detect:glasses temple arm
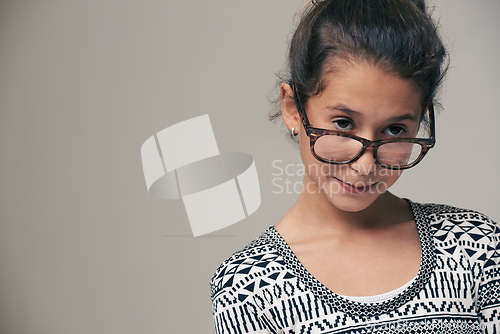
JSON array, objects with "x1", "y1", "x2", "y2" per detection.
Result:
[{"x1": 291, "y1": 83, "x2": 311, "y2": 131}]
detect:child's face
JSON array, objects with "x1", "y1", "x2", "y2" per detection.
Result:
[{"x1": 296, "y1": 60, "x2": 423, "y2": 212}]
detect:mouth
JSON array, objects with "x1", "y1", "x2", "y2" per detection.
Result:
[{"x1": 332, "y1": 177, "x2": 379, "y2": 194}]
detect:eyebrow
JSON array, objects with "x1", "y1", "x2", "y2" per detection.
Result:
[{"x1": 325, "y1": 105, "x2": 419, "y2": 122}]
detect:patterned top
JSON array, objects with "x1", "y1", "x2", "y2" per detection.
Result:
[{"x1": 210, "y1": 200, "x2": 500, "y2": 333}]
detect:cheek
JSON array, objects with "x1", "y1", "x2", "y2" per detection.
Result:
[
  {"x1": 300, "y1": 147, "x2": 335, "y2": 180},
  {"x1": 377, "y1": 168, "x2": 403, "y2": 185},
  {"x1": 299, "y1": 136, "x2": 318, "y2": 168}
]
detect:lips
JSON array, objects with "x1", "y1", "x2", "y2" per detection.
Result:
[{"x1": 332, "y1": 177, "x2": 378, "y2": 193}]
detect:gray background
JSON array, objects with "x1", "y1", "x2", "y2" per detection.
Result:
[{"x1": 0, "y1": 0, "x2": 498, "y2": 333}]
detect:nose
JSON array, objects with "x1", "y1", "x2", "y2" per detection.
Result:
[{"x1": 350, "y1": 147, "x2": 376, "y2": 175}]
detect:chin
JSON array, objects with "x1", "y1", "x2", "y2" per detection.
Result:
[{"x1": 332, "y1": 199, "x2": 376, "y2": 213}]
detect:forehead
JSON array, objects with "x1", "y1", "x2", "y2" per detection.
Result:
[{"x1": 308, "y1": 59, "x2": 423, "y2": 120}]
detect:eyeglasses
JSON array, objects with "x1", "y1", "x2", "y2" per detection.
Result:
[{"x1": 291, "y1": 83, "x2": 435, "y2": 170}]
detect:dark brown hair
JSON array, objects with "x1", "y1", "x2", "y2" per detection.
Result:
[{"x1": 269, "y1": 0, "x2": 448, "y2": 140}]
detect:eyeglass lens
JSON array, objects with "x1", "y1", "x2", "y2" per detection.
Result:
[{"x1": 313, "y1": 136, "x2": 423, "y2": 167}]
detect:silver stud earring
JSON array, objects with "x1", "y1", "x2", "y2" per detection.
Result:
[{"x1": 291, "y1": 127, "x2": 297, "y2": 137}]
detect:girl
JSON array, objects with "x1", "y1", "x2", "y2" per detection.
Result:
[{"x1": 210, "y1": 0, "x2": 500, "y2": 333}]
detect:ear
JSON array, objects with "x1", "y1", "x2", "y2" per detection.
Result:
[{"x1": 280, "y1": 83, "x2": 301, "y2": 135}]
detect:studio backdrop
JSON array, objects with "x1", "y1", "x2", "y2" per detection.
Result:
[{"x1": 0, "y1": 0, "x2": 498, "y2": 333}]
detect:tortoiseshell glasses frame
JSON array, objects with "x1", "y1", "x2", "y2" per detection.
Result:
[{"x1": 291, "y1": 83, "x2": 436, "y2": 170}]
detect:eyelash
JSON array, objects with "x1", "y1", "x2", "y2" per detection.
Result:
[
  {"x1": 385, "y1": 125, "x2": 407, "y2": 136},
  {"x1": 333, "y1": 119, "x2": 354, "y2": 131},
  {"x1": 332, "y1": 118, "x2": 407, "y2": 136}
]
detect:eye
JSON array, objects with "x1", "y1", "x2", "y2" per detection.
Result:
[
  {"x1": 333, "y1": 118, "x2": 354, "y2": 131},
  {"x1": 384, "y1": 125, "x2": 406, "y2": 136}
]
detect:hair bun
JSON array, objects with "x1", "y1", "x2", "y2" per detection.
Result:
[{"x1": 411, "y1": 0, "x2": 426, "y2": 12}]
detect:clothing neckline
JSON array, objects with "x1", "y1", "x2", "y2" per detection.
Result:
[
  {"x1": 337, "y1": 273, "x2": 417, "y2": 303},
  {"x1": 265, "y1": 198, "x2": 436, "y2": 316}
]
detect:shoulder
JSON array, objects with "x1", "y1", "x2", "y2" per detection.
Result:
[
  {"x1": 210, "y1": 227, "x2": 287, "y2": 302},
  {"x1": 413, "y1": 200, "x2": 499, "y2": 265},
  {"x1": 415, "y1": 201, "x2": 499, "y2": 237}
]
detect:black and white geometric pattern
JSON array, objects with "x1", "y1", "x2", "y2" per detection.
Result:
[{"x1": 210, "y1": 199, "x2": 500, "y2": 333}]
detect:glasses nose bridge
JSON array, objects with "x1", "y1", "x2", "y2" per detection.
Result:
[
  {"x1": 353, "y1": 137, "x2": 380, "y2": 163},
  {"x1": 359, "y1": 137, "x2": 378, "y2": 151}
]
